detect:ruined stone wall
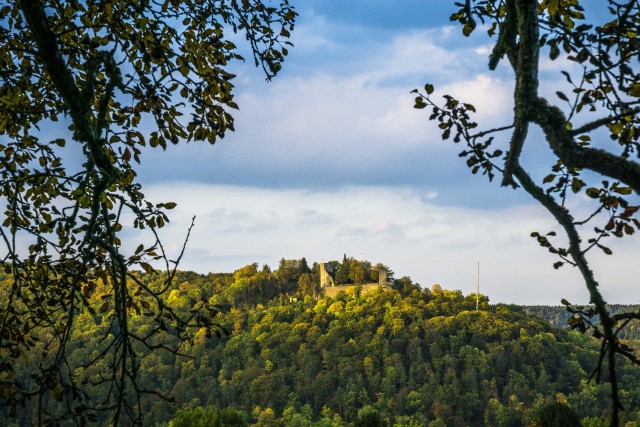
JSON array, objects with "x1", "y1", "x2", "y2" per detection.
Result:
[{"x1": 323, "y1": 283, "x2": 390, "y2": 299}]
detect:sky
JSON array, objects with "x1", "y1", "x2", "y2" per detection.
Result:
[{"x1": 129, "y1": 1, "x2": 639, "y2": 305}]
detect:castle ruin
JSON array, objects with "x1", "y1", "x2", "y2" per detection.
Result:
[{"x1": 319, "y1": 262, "x2": 391, "y2": 298}]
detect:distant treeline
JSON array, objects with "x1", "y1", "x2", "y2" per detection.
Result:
[{"x1": 523, "y1": 305, "x2": 640, "y2": 341}]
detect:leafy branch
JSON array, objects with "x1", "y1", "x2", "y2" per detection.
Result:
[{"x1": 415, "y1": 1, "x2": 639, "y2": 424}]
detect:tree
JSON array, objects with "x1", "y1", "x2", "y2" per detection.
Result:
[
  {"x1": 349, "y1": 259, "x2": 366, "y2": 286},
  {"x1": 534, "y1": 402, "x2": 581, "y2": 427},
  {"x1": 354, "y1": 405, "x2": 387, "y2": 427},
  {"x1": 298, "y1": 257, "x2": 311, "y2": 276},
  {"x1": 0, "y1": 1, "x2": 295, "y2": 425},
  {"x1": 168, "y1": 405, "x2": 247, "y2": 427},
  {"x1": 413, "y1": 1, "x2": 639, "y2": 424},
  {"x1": 298, "y1": 273, "x2": 318, "y2": 298},
  {"x1": 335, "y1": 254, "x2": 351, "y2": 285}
]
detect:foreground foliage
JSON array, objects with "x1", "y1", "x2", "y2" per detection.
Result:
[
  {"x1": 414, "y1": 1, "x2": 639, "y2": 423},
  {"x1": 0, "y1": 1, "x2": 295, "y2": 425},
  {"x1": 2, "y1": 260, "x2": 639, "y2": 426}
]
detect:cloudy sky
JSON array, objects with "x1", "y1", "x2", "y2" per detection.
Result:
[{"x1": 133, "y1": 1, "x2": 638, "y2": 305}]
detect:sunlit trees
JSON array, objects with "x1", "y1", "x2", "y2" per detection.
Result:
[
  {"x1": 3, "y1": 265, "x2": 636, "y2": 425},
  {"x1": 168, "y1": 405, "x2": 247, "y2": 427},
  {"x1": 0, "y1": 1, "x2": 295, "y2": 424},
  {"x1": 349, "y1": 259, "x2": 366, "y2": 286},
  {"x1": 413, "y1": 1, "x2": 639, "y2": 423}
]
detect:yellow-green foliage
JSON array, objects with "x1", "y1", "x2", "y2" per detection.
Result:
[{"x1": 2, "y1": 264, "x2": 639, "y2": 426}]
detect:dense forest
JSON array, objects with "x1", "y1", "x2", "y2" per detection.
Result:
[{"x1": 1, "y1": 258, "x2": 639, "y2": 426}]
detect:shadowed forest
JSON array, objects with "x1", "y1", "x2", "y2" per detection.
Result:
[{"x1": 2, "y1": 258, "x2": 639, "y2": 426}]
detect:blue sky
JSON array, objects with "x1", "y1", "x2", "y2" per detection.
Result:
[{"x1": 132, "y1": 1, "x2": 638, "y2": 305}]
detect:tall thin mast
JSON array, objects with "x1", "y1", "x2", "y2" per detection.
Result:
[{"x1": 476, "y1": 261, "x2": 480, "y2": 310}]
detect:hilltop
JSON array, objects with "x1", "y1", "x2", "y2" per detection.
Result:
[{"x1": 1, "y1": 258, "x2": 639, "y2": 426}]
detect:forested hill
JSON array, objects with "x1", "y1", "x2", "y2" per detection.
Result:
[{"x1": 2, "y1": 259, "x2": 639, "y2": 426}]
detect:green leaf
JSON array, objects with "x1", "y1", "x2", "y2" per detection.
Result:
[
  {"x1": 140, "y1": 262, "x2": 155, "y2": 274},
  {"x1": 425, "y1": 83, "x2": 434, "y2": 95},
  {"x1": 462, "y1": 20, "x2": 475, "y2": 36},
  {"x1": 597, "y1": 244, "x2": 613, "y2": 255},
  {"x1": 607, "y1": 122, "x2": 623, "y2": 134},
  {"x1": 613, "y1": 186, "x2": 632, "y2": 195},
  {"x1": 51, "y1": 385, "x2": 65, "y2": 401},
  {"x1": 585, "y1": 187, "x2": 600, "y2": 198},
  {"x1": 571, "y1": 178, "x2": 585, "y2": 193}
]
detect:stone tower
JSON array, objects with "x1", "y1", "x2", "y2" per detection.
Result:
[
  {"x1": 378, "y1": 269, "x2": 387, "y2": 286},
  {"x1": 320, "y1": 263, "x2": 335, "y2": 288}
]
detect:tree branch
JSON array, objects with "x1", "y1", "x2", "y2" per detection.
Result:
[
  {"x1": 512, "y1": 164, "x2": 622, "y2": 423},
  {"x1": 19, "y1": 0, "x2": 93, "y2": 142},
  {"x1": 532, "y1": 98, "x2": 640, "y2": 194},
  {"x1": 571, "y1": 107, "x2": 640, "y2": 136},
  {"x1": 502, "y1": 0, "x2": 539, "y2": 187}
]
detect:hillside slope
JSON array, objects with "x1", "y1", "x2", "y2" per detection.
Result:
[{"x1": 2, "y1": 261, "x2": 639, "y2": 426}]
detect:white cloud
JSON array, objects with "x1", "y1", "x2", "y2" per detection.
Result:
[
  {"x1": 137, "y1": 19, "x2": 520, "y2": 196},
  {"x1": 211, "y1": 32, "x2": 515, "y2": 188},
  {"x1": 441, "y1": 74, "x2": 513, "y2": 121},
  {"x1": 134, "y1": 183, "x2": 640, "y2": 305},
  {"x1": 127, "y1": 8, "x2": 640, "y2": 308},
  {"x1": 474, "y1": 45, "x2": 493, "y2": 56},
  {"x1": 233, "y1": 73, "x2": 434, "y2": 154}
]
